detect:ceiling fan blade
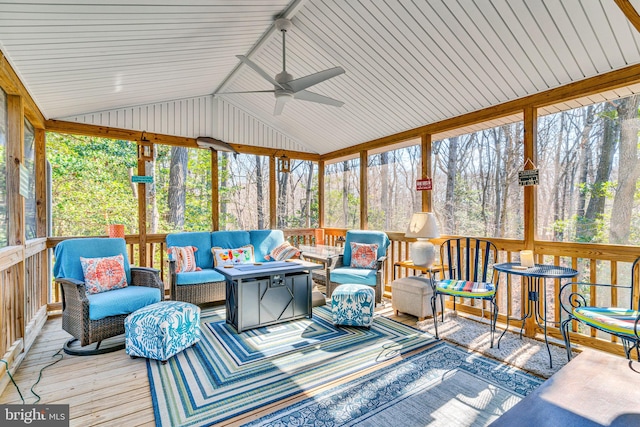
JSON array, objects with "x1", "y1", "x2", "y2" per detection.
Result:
[
  {"x1": 236, "y1": 55, "x2": 283, "y2": 89},
  {"x1": 220, "y1": 90, "x2": 275, "y2": 94},
  {"x1": 274, "y1": 96, "x2": 287, "y2": 116},
  {"x1": 286, "y1": 67, "x2": 345, "y2": 93},
  {"x1": 294, "y1": 90, "x2": 344, "y2": 107}
]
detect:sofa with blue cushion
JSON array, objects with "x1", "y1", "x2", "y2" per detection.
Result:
[
  {"x1": 53, "y1": 238, "x2": 164, "y2": 355},
  {"x1": 166, "y1": 229, "x2": 287, "y2": 304}
]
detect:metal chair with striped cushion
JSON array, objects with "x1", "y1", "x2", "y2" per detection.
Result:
[
  {"x1": 560, "y1": 257, "x2": 640, "y2": 361},
  {"x1": 431, "y1": 238, "x2": 500, "y2": 347}
]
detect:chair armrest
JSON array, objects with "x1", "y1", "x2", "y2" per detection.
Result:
[
  {"x1": 376, "y1": 255, "x2": 387, "y2": 271},
  {"x1": 130, "y1": 266, "x2": 164, "y2": 292},
  {"x1": 333, "y1": 255, "x2": 345, "y2": 269},
  {"x1": 559, "y1": 281, "x2": 633, "y2": 316},
  {"x1": 55, "y1": 277, "x2": 89, "y2": 312}
]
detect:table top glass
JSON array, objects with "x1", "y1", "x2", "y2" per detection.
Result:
[
  {"x1": 299, "y1": 244, "x2": 344, "y2": 257},
  {"x1": 494, "y1": 262, "x2": 578, "y2": 279}
]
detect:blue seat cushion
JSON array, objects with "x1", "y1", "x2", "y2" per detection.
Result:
[
  {"x1": 250, "y1": 229, "x2": 285, "y2": 262},
  {"x1": 331, "y1": 267, "x2": 378, "y2": 286},
  {"x1": 175, "y1": 269, "x2": 226, "y2": 285},
  {"x1": 87, "y1": 286, "x2": 161, "y2": 321},
  {"x1": 166, "y1": 232, "x2": 214, "y2": 270},
  {"x1": 211, "y1": 230, "x2": 251, "y2": 250}
]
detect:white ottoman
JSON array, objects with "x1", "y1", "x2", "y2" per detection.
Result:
[
  {"x1": 391, "y1": 276, "x2": 440, "y2": 321},
  {"x1": 125, "y1": 301, "x2": 200, "y2": 364}
]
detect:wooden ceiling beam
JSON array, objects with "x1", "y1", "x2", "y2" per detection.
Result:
[
  {"x1": 45, "y1": 119, "x2": 320, "y2": 161},
  {"x1": 321, "y1": 62, "x2": 640, "y2": 161},
  {"x1": 614, "y1": 0, "x2": 640, "y2": 34},
  {"x1": 0, "y1": 51, "x2": 45, "y2": 129}
]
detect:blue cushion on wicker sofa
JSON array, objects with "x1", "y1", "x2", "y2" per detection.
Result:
[
  {"x1": 88, "y1": 285, "x2": 161, "y2": 321},
  {"x1": 166, "y1": 231, "x2": 213, "y2": 270},
  {"x1": 211, "y1": 230, "x2": 251, "y2": 250},
  {"x1": 250, "y1": 229, "x2": 285, "y2": 262},
  {"x1": 175, "y1": 269, "x2": 226, "y2": 285}
]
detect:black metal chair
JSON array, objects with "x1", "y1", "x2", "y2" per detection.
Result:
[
  {"x1": 431, "y1": 238, "x2": 500, "y2": 347},
  {"x1": 560, "y1": 257, "x2": 640, "y2": 361}
]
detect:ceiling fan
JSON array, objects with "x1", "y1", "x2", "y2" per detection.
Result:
[{"x1": 228, "y1": 18, "x2": 345, "y2": 116}]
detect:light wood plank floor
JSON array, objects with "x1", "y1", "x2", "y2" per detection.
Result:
[{"x1": 0, "y1": 301, "x2": 415, "y2": 427}]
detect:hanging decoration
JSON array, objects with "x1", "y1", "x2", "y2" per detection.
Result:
[
  {"x1": 518, "y1": 158, "x2": 539, "y2": 186},
  {"x1": 278, "y1": 154, "x2": 291, "y2": 173}
]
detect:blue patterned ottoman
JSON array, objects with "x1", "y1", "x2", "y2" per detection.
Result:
[
  {"x1": 125, "y1": 301, "x2": 200, "y2": 364},
  {"x1": 331, "y1": 284, "x2": 375, "y2": 328}
]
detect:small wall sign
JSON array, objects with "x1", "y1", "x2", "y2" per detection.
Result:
[
  {"x1": 131, "y1": 175, "x2": 154, "y2": 184},
  {"x1": 416, "y1": 178, "x2": 432, "y2": 191},
  {"x1": 518, "y1": 169, "x2": 539, "y2": 186}
]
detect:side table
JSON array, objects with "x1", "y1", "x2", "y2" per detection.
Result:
[{"x1": 393, "y1": 260, "x2": 445, "y2": 280}]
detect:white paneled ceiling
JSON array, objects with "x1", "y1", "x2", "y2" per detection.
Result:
[{"x1": 1, "y1": 0, "x2": 639, "y2": 155}]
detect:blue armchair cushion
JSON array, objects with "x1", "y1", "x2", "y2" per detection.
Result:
[
  {"x1": 343, "y1": 230, "x2": 390, "y2": 266},
  {"x1": 250, "y1": 229, "x2": 285, "y2": 262},
  {"x1": 54, "y1": 238, "x2": 132, "y2": 284},
  {"x1": 87, "y1": 286, "x2": 161, "y2": 321},
  {"x1": 166, "y1": 232, "x2": 214, "y2": 270},
  {"x1": 175, "y1": 269, "x2": 226, "y2": 285},
  {"x1": 211, "y1": 230, "x2": 251, "y2": 250},
  {"x1": 330, "y1": 267, "x2": 378, "y2": 287}
]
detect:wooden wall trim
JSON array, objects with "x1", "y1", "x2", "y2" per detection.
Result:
[
  {"x1": 35, "y1": 128, "x2": 47, "y2": 237},
  {"x1": 320, "y1": 63, "x2": 640, "y2": 161},
  {"x1": 523, "y1": 106, "x2": 537, "y2": 248},
  {"x1": 614, "y1": 0, "x2": 640, "y2": 34},
  {"x1": 421, "y1": 133, "x2": 431, "y2": 213},
  {"x1": 7, "y1": 95, "x2": 24, "y2": 246},
  {"x1": 0, "y1": 52, "x2": 45, "y2": 128},
  {"x1": 45, "y1": 119, "x2": 320, "y2": 161},
  {"x1": 269, "y1": 155, "x2": 276, "y2": 229}
]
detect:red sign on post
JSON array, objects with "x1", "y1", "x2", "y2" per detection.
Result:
[{"x1": 416, "y1": 178, "x2": 432, "y2": 191}]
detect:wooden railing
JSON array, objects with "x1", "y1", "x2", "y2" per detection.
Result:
[{"x1": 3, "y1": 228, "x2": 639, "y2": 383}]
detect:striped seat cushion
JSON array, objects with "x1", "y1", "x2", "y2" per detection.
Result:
[
  {"x1": 573, "y1": 307, "x2": 640, "y2": 337},
  {"x1": 435, "y1": 279, "x2": 495, "y2": 298}
]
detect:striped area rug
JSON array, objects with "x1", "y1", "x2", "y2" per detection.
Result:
[{"x1": 148, "y1": 305, "x2": 437, "y2": 426}]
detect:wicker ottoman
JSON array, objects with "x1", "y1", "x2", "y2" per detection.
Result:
[
  {"x1": 331, "y1": 284, "x2": 375, "y2": 328},
  {"x1": 125, "y1": 301, "x2": 200, "y2": 364},
  {"x1": 391, "y1": 276, "x2": 440, "y2": 321}
]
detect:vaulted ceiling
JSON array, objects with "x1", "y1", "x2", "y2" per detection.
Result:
[{"x1": 1, "y1": 0, "x2": 640, "y2": 155}]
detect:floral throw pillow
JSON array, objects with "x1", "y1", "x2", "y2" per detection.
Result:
[
  {"x1": 349, "y1": 242, "x2": 379, "y2": 269},
  {"x1": 167, "y1": 246, "x2": 201, "y2": 273},
  {"x1": 80, "y1": 254, "x2": 128, "y2": 294},
  {"x1": 264, "y1": 241, "x2": 300, "y2": 261},
  {"x1": 212, "y1": 245, "x2": 254, "y2": 267}
]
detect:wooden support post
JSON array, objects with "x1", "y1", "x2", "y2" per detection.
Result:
[
  {"x1": 523, "y1": 105, "x2": 538, "y2": 337},
  {"x1": 269, "y1": 155, "x2": 276, "y2": 229},
  {"x1": 318, "y1": 160, "x2": 325, "y2": 229},
  {"x1": 421, "y1": 133, "x2": 432, "y2": 213},
  {"x1": 34, "y1": 128, "x2": 47, "y2": 238},
  {"x1": 7, "y1": 94, "x2": 25, "y2": 342},
  {"x1": 360, "y1": 150, "x2": 368, "y2": 229},
  {"x1": 137, "y1": 142, "x2": 147, "y2": 267},
  {"x1": 211, "y1": 150, "x2": 219, "y2": 231}
]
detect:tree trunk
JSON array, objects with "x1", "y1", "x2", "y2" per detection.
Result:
[
  {"x1": 168, "y1": 146, "x2": 187, "y2": 230},
  {"x1": 582, "y1": 103, "x2": 617, "y2": 241},
  {"x1": 301, "y1": 161, "x2": 313, "y2": 227},
  {"x1": 219, "y1": 152, "x2": 229, "y2": 229},
  {"x1": 342, "y1": 160, "x2": 350, "y2": 227},
  {"x1": 256, "y1": 155, "x2": 265, "y2": 229},
  {"x1": 380, "y1": 152, "x2": 389, "y2": 230},
  {"x1": 277, "y1": 168, "x2": 288, "y2": 229},
  {"x1": 445, "y1": 136, "x2": 458, "y2": 234},
  {"x1": 610, "y1": 95, "x2": 640, "y2": 244}
]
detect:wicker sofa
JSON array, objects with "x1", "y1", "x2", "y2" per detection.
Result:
[{"x1": 166, "y1": 229, "x2": 287, "y2": 304}]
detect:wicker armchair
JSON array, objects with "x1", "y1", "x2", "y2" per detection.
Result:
[
  {"x1": 54, "y1": 238, "x2": 164, "y2": 355},
  {"x1": 327, "y1": 230, "x2": 390, "y2": 305}
]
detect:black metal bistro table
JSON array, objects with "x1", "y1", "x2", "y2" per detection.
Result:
[{"x1": 494, "y1": 262, "x2": 578, "y2": 368}]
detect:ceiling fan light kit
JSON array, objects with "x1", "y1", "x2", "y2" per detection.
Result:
[{"x1": 226, "y1": 18, "x2": 345, "y2": 116}]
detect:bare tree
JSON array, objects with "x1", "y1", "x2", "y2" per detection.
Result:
[{"x1": 167, "y1": 146, "x2": 187, "y2": 230}]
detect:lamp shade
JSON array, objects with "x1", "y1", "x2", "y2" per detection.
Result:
[{"x1": 405, "y1": 212, "x2": 440, "y2": 239}]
